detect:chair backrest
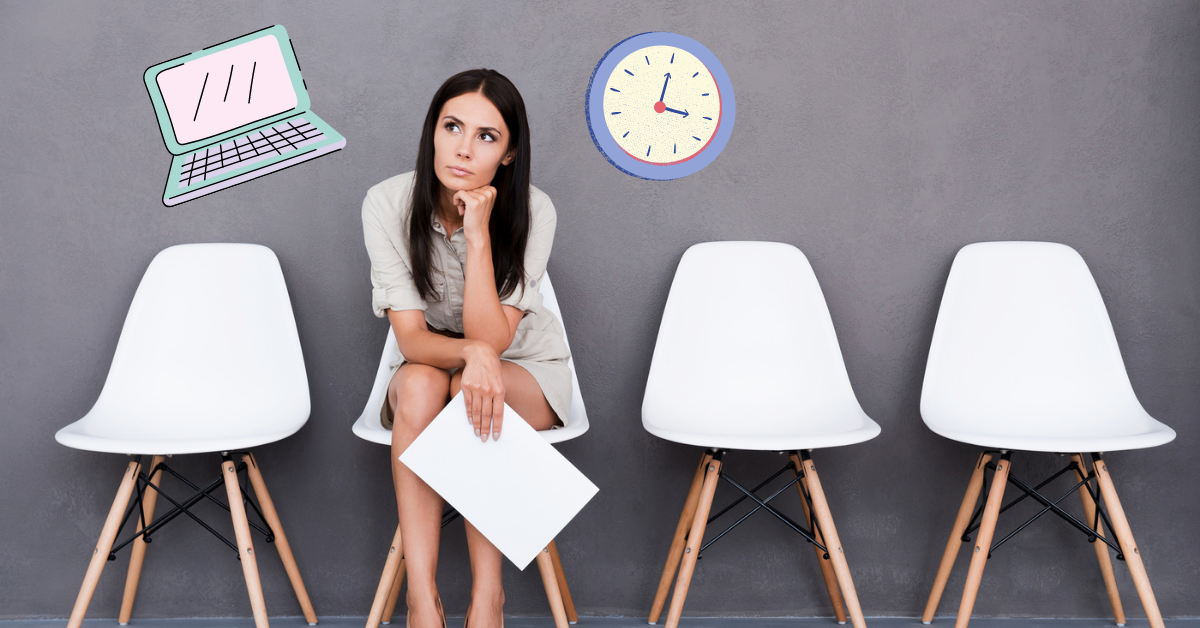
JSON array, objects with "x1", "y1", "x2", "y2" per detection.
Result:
[
  {"x1": 83, "y1": 243, "x2": 310, "y2": 440},
  {"x1": 921, "y1": 241, "x2": 1157, "y2": 440},
  {"x1": 642, "y1": 241, "x2": 871, "y2": 441},
  {"x1": 353, "y1": 271, "x2": 589, "y2": 444}
]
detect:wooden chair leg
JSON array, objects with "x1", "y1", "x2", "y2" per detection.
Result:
[
  {"x1": 119, "y1": 455, "x2": 164, "y2": 625},
  {"x1": 790, "y1": 454, "x2": 846, "y2": 625},
  {"x1": 367, "y1": 524, "x2": 405, "y2": 628},
  {"x1": 664, "y1": 455, "x2": 722, "y2": 628},
  {"x1": 799, "y1": 453, "x2": 867, "y2": 628},
  {"x1": 536, "y1": 545, "x2": 571, "y2": 628},
  {"x1": 922, "y1": 452, "x2": 992, "y2": 624},
  {"x1": 222, "y1": 458, "x2": 269, "y2": 628},
  {"x1": 954, "y1": 453, "x2": 1010, "y2": 628},
  {"x1": 1071, "y1": 454, "x2": 1125, "y2": 626},
  {"x1": 67, "y1": 460, "x2": 142, "y2": 628},
  {"x1": 242, "y1": 454, "x2": 318, "y2": 624},
  {"x1": 1092, "y1": 456, "x2": 1165, "y2": 628},
  {"x1": 380, "y1": 557, "x2": 405, "y2": 624},
  {"x1": 548, "y1": 540, "x2": 578, "y2": 623},
  {"x1": 649, "y1": 451, "x2": 713, "y2": 624}
]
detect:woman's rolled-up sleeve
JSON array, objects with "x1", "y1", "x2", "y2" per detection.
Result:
[
  {"x1": 500, "y1": 191, "x2": 557, "y2": 312},
  {"x1": 362, "y1": 187, "x2": 427, "y2": 318}
]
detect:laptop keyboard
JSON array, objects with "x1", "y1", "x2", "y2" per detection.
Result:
[{"x1": 177, "y1": 117, "x2": 326, "y2": 188}]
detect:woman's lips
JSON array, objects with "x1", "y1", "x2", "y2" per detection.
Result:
[{"x1": 448, "y1": 165, "x2": 473, "y2": 176}]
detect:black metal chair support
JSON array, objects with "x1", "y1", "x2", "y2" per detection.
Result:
[
  {"x1": 105, "y1": 452, "x2": 277, "y2": 561},
  {"x1": 959, "y1": 451, "x2": 1125, "y2": 561},
  {"x1": 676, "y1": 449, "x2": 828, "y2": 560}
]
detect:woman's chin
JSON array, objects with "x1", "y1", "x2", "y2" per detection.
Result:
[{"x1": 435, "y1": 171, "x2": 486, "y2": 191}]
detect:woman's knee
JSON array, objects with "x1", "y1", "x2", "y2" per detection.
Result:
[{"x1": 390, "y1": 364, "x2": 450, "y2": 430}]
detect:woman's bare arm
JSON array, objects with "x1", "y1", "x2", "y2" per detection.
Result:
[
  {"x1": 388, "y1": 308, "x2": 489, "y2": 369},
  {"x1": 462, "y1": 236, "x2": 525, "y2": 354}
]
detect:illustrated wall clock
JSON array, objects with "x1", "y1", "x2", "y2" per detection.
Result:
[{"x1": 586, "y1": 32, "x2": 735, "y2": 180}]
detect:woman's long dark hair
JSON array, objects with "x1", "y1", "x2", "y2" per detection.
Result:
[{"x1": 407, "y1": 68, "x2": 532, "y2": 304}]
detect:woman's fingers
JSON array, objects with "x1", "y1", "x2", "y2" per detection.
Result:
[
  {"x1": 454, "y1": 187, "x2": 496, "y2": 214},
  {"x1": 479, "y1": 392, "x2": 505, "y2": 442},
  {"x1": 479, "y1": 393, "x2": 493, "y2": 442},
  {"x1": 471, "y1": 389, "x2": 484, "y2": 438},
  {"x1": 491, "y1": 395, "x2": 504, "y2": 441},
  {"x1": 465, "y1": 385, "x2": 504, "y2": 443}
]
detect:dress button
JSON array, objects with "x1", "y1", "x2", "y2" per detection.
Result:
[{"x1": 529, "y1": 279, "x2": 536, "y2": 287}]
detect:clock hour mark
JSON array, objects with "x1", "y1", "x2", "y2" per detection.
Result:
[
  {"x1": 611, "y1": 111, "x2": 621, "y2": 115},
  {"x1": 693, "y1": 136, "x2": 701, "y2": 141},
  {"x1": 673, "y1": 143, "x2": 676, "y2": 154},
  {"x1": 645, "y1": 55, "x2": 650, "y2": 65},
  {"x1": 647, "y1": 145, "x2": 651, "y2": 157},
  {"x1": 701, "y1": 93, "x2": 709, "y2": 96},
  {"x1": 223, "y1": 65, "x2": 233, "y2": 102},
  {"x1": 624, "y1": 69, "x2": 634, "y2": 76},
  {"x1": 609, "y1": 87, "x2": 620, "y2": 92},
  {"x1": 703, "y1": 116, "x2": 712, "y2": 120},
  {"x1": 692, "y1": 72, "x2": 699, "y2": 77},
  {"x1": 193, "y1": 72, "x2": 209, "y2": 122},
  {"x1": 623, "y1": 131, "x2": 629, "y2": 138},
  {"x1": 670, "y1": 53, "x2": 675, "y2": 63}
]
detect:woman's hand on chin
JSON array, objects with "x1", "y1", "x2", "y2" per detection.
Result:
[
  {"x1": 461, "y1": 340, "x2": 505, "y2": 442},
  {"x1": 453, "y1": 185, "x2": 497, "y2": 247}
]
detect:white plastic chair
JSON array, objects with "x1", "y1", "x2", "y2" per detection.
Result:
[
  {"x1": 919, "y1": 241, "x2": 1174, "y2": 628},
  {"x1": 642, "y1": 241, "x2": 880, "y2": 628},
  {"x1": 56, "y1": 243, "x2": 317, "y2": 628},
  {"x1": 352, "y1": 272, "x2": 589, "y2": 628}
]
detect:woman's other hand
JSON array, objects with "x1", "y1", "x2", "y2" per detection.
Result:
[
  {"x1": 453, "y1": 185, "x2": 497, "y2": 247},
  {"x1": 460, "y1": 340, "x2": 505, "y2": 442}
]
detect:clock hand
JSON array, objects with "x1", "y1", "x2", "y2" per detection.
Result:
[
  {"x1": 659, "y1": 72, "x2": 671, "y2": 102},
  {"x1": 663, "y1": 106, "x2": 689, "y2": 118}
]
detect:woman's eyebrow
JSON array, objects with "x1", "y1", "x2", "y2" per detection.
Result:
[{"x1": 442, "y1": 115, "x2": 502, "y2": 137}]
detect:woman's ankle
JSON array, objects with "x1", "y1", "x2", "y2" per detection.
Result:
[
  {"x1": 406, "y1": 587, "x2": 441, "y2": 610},
  {"x1": 469, "y1": 586, "x2": 505, "y2": 608}
]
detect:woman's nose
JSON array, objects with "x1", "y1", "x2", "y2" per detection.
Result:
[{"x1": 456, "y1": 137, "x2": 471, "y2": 160}]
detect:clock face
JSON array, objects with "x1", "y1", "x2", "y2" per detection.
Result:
[
  {"x1": 587, "y1": 32, "x2": 735, "y2": 180},
  {"x1": 602, "y1": 45, "x2": 721, "y2": 165}
]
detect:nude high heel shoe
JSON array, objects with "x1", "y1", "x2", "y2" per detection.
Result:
[
  {"x1": 463, "y1": 604, "x2": 503, "y2": 628},
  {"x1": 407, "y1": 597, "x2": 446, "y2": 628}
]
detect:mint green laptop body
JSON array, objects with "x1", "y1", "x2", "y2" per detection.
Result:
[{"x1": 144, "y1": 25, "x2": 345, "y2": 206}]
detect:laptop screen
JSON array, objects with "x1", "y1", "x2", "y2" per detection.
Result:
[{"x1": 156, "y1": 34, "x2": 299, "y2": 146}]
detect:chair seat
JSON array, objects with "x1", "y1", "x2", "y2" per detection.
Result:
[
  {"x1": 642, "y1": 410, "x2": 881, "y2": 451},
  {"x1": 56, "y1": 407, "x2": 309, "y2": 456},
  {"x1": 641, "y1": 242, "x2": 881, "y2": 454},
  {"x1": 922, "y1": 413, "x2": 1176, "y2": 454},
  {"x1": 920, "y1": 243, "x2": 1178, "y2": 455},
  {"x1": 56, "y1": 243, "x2": 312, "y2": 457}
]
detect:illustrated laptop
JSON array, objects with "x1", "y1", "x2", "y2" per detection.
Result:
[{"x1": 144, "y1": 25, "x2": 345, "y2": 206}]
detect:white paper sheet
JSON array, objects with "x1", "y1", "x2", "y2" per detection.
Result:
[{"x1": 398, "y1": 391, "x2": 599, "y2": 570}]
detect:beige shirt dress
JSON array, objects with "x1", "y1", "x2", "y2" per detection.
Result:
[{"x1": 362, "y1": 171, "x2": 573, "y2": 428}]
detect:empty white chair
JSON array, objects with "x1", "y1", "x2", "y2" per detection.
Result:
[
  {"x1": 353, "y1": 271, "x2": 589, "y2": 628},
  {"x1": 642, "y1": 241, "x2": 880, "y2": 628},
  {"x1": 56, "y1": 243, "x2": 317, "y2": 628},
  {"x1": 919, "y1": 241, "x2": 1174, "y2": 628}
]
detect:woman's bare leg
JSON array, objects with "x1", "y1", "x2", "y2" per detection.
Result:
[
  {"x1": 450, "y1": 361, "x2": 561, "y2": 628},
  {"x1": 390, "y1": 363, "x2": 453, "y2": 628}
]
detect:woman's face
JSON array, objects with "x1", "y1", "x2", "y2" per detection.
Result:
[{"x1": 433, "y1": 90, "x2": 515, "y2": 193}]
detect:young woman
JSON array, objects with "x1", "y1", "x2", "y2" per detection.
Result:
[{"x1": 361, "y1": 68, "x2": 573, "y2": 628}]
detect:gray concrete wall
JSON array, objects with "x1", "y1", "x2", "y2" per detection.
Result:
[{"x1": 1, "y1": 0, "x2": 1197, "y2": 620}]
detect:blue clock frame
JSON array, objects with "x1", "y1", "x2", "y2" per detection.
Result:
[{"x1": 586, "y1": 32, "x2": 736, "y2": 181}]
